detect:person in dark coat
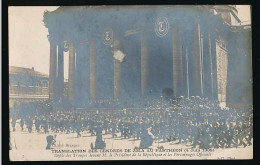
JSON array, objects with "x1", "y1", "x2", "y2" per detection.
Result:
[
  {"x1": 46, "y1": 135, "x2": 56, "y2": 150},
  {"x1": 91, "y1": 123, "x2": 106, "y2": 149},
  {"x1": 139, "y1": 127, "x2": 154, "y2": 149}
]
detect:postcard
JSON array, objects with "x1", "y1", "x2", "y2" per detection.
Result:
[{"x1": 9, "y1": 5, "x2": 252, "y2": 160}]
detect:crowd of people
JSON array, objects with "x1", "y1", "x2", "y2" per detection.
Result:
[{"x1": 10, "y1": 96, "x2": 253, "y2": 149}]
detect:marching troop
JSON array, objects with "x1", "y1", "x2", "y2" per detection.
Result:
[{"x1": 10, "y1": 97, "x2": 253, "y2": 149}]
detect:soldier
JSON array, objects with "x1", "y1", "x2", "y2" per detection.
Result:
[
  {"x1": 20, "y1": 118, "x2": 24, "y2": 131},
  {"x1": 191, "y1": 121, "x2": 199, "y2": 148},
  {"x1": 186, "y1": 121, "x2": 193, "y2": 144},
  {"x1": 34, "y1": 117, "x2": 40, "y2": 132},
  {"x1": 89, "y1": 119, "x2": 95, "y2": 136},
  {"x1": 27, "y1": 117, "x2": 33, "y2": 133},
  {"x1": 76, "y1": 119, "x2": 82, "y2": 138},
  {"x1": 247, "y1": 121, "x2": 253, "y2": 146},
  {"x1": 218, "y1": 121, "x2": 227, "y2": 148},
  {"x1": 199, "y1": 125, "x2": 212, "y2": 149},
  {"x1": 12, "y1": 117, "x2": 16, "y2": 132},
  {"x1": 176, "y1": 120, "x2": 184, "y2": 144},
  {"x1": 242, "y1": 120, "x2": 252, "y2": 146},
  {"x1": 135, "y1": 120, "x2": 142, "y2": 140},
  {"x1": 118, "y1": 120, "x2": 124, "y2": 138},
  {"x1": 111, "y1": 120, "x2": 117, "y2": 138},
  {"x1": 226, "y1": 123, "x2": 237, "y2": 148},
  {"x1": 82, "y1": 117, "x2": 88, "y2": 133},
  {"x1": 160, "y1": 120, "x2": 167, "y2": 142},
  {"x1": 125, "y1": 121, "x2": 131, "y2": 139},
  {"x1": 42, "y1": 118, "x2": 49, "y2": 134},
  {"x1": 237, "y1": 122, "x2": 247, "y2": 148},
  {"x1": 103, "y1": 119, "x2": 109, "y2": 134}
]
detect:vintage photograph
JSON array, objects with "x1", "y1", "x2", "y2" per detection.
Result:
[{"x1": 8, "y1": 5, "x2": 252, "y2": 160}]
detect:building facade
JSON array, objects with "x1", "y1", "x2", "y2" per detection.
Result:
[
  {"x1": 9, "y1": 66, "x2": 49, "y2": 107},
  {"x1": 43, "y1": 6, "x2": 251, "y2": 108}
]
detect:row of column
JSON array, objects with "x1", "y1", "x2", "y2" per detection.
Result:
[
  {"x1": 172, "y1": 23, "x2": 216, "y2": 98},
  {"x1": 49, "y1": 23, "x2": 218, "y2": 102},
  {"x1": 49, "y1": 40, "x2": 96, "y2": 101}
]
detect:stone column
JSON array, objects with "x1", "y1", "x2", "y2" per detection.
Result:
[
  {"x1": 200, "y1": 33, "x2": 204, "y2": 96},
  {"x1": 49, "y1": 41, "x2": 57, "y2": 100},
  {"x1": 57, "y1": 42, "x2": 64, "y2": 100},
  {"x1": 141, "y1": 31, "x2": 147, "y2": 98},
  {"x1": 68, "y1": 43, "x2": 75, "y2": 100},
  {"x1": 185, "y1": 47, "x2": 190, "y2": 98},
  {"x1": 210, "y1": 31, "x2": 218, "y2": 100},
  {"x1": 191, "y1": 23, "x2": 202, "y2": 96},
  {"x1": 74, "y1": 44, "x2": 89, "y2": 102},
  {"x1": 172, "y1": 24, "x2": 183, "y2": 96},
  {"x1": 114, "y1": 35, "x2": 120, "y2": 100},
  {"x1": 208, "y1": 32, "x2": 214, "y2": 98},
  {"x1": 74, "y1": 45, "x2": 79, "y2": 101},
  {"x1": 89, "y1": 41, "x2": 96, "y2": 101}
]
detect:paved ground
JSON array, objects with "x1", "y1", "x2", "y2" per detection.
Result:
[
  {"x1": 10, "y1": 123, "x2": 187, "y2": 150},
  {"x1": 9, "y1": 123, "x2": 253, "y2": 160}
]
